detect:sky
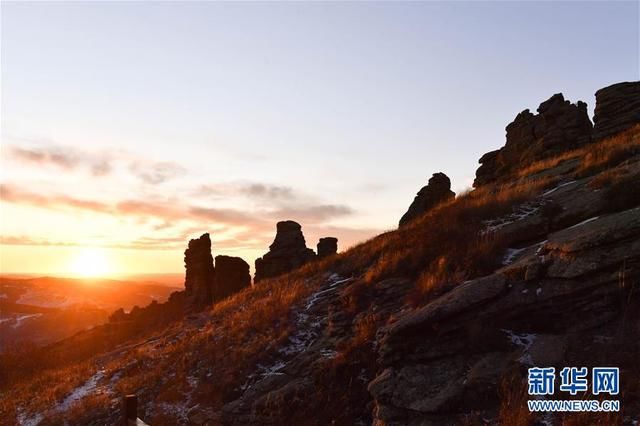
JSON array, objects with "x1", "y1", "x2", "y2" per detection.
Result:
[{"x1": 1, "y1": 1, "x2": 639, "y2": 277}]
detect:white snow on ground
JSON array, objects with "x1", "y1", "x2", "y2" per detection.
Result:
[
  {"x1": 11, "y1": 313, "x2": 43, "y2": 329},
  {"x1": 187, "y1": 375, "x2": 199, "y2": 388},
  {"x1": 542, "y1": 180, "x2": 577, "y2": 197},
  {"x1": 156, "y1": 401, "x2": 191, "y2": 423},
  {"x1": 502, "y1": 329, "x2": 537, "y2": 365},
  {"x1": 17, "y1": 291, "x2": 75, "y2": 308},
  {"x1": 503, "y1": 238, "x2": 550, "y2": 266},
  {"x1": 16, "y1": 410, "x2": 44, "y2": 426},
  {"x1": 483, "y1": 200, "x2": 545, "y2": 234},
  {"x1": 565, "y1": 216, "x2": 599, "y2": 230},
  {"x1": 240, "y1": 274, "x2": 351, "y2": 391},
  {"x1": 502, "y1": 248, "x2": 527, "y2": 265},
  {"x1": 57, "y1": 369, "x2": 105, "y2": 411}
]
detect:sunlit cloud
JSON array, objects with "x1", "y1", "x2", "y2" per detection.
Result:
[
  {"x1": 6, "y1": 142, "x2": 186, "y2": 184},
  {"x1": 128, "y1": 161, "x2": 186, "y2": 185}
]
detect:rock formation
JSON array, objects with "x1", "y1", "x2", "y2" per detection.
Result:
[
  {"x1": 317, "y1": 237, "x2": 338, "y2": 258},
  {"x1": 399, "y1": 172, "x2": 455, "y2": 227},
  {"x1": 184, "y1": 233, "x2": 215, "y2": 308},
  {"x1": 474, "y1": 93, "x2": 593, "y2": 186},
  {"x1": 213, "y1": 255, "x2": 251, "y2": 300},
  {"x1": 254, "y1": 221, "x2": 316, "y2": 283},
  {"x1": 593, "y1": 81, "x2": 640, "y2": 141}
]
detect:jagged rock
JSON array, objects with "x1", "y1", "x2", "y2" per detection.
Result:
[
  {"x1": 371, "y1": 197, "x2": 640, "y2": 424},
  {"x1": 317, "y1": 237, "x2": 338, "y2": 258},
  {"x1": 184, "y1": 233, "x2": 215, "y2": 308},
  {"x1": 474, "y1": 93, "x2": 592, "y2": 186},
  {"x1": 593, "y1": 81, "x2": 640, "y2": 141},
  {"x1": 213, "y1": 255, "x2": 251, "y2": 300},
  {"x1": 399, "y1": 173, "x2": 455, "y2": 227},
  {"x1": 254, "y1": 221, "x2": 316, "y2": 282}
]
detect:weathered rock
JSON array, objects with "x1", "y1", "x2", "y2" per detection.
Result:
[
  {"x1": 371, "y1": 200, "x2": 640, "y2": 424},
  {"x1": 184, "y1": 233, "x2": 215, "y2": 309},
  {"x1": 593, "y1": 81, "x2": 640, "y2": 141},
  {"x1": 254, "y1": 221, "x2": 316, "y2": 282},
  {"x1": 399, "y1": 173, "x2": 455, "y2": 227},
  {"x1": 213, "y1": 255, "x2": 251, "y2": 300},
  {"x1": 474, "y1": 93, "x2": 592, "y2": 186},
  {"x1": 317, "y1": 237, "x2": 338, "y2": 258}
]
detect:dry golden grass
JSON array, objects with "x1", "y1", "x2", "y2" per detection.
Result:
[
  {"x1": 497, "y1": 374, "x2": 534, "y2": 426},
  {"x1": 3, "y1": 125, "x2": 639, "y2": 424},
  {"x1": 516, "y1": 124, "x2": 640, "y2": 180}
]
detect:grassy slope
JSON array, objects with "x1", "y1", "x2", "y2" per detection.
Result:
[{"x1": 1, "y1": 125, "x2": 638, "y2": 425}]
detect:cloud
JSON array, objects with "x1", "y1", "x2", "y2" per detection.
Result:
[
  {"x1": 1, "y1": 183, "x2": 367, "y2": 254},
  {"x1": 9, "y1": 146, "x2": 78, "y2": 168},
  {"x1": 194, "y1": 182, "x2": 296, "y2": 201},
  {"x1": 240, "y1": 183, "x2": 294, "y2": 200},
  {"x1": 1, "y1": 184, "x2": 112, "y2": 212},
  {"x1": 8, "y1": 145, "x2": 112, "y2": 177},
  {"x1": 128, "y1": 161, "x2": 186, "y2": 185},
  {"x1": 270, "y1": 204, "x2": 354, "y2": 223},
  {"x1": 7, "y1": 143, "x2": 185, "y2": 183}
]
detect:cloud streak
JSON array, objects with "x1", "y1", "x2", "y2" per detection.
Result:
[{"x1": 7, "y1": 143, "x2": 185, "y2": 184}]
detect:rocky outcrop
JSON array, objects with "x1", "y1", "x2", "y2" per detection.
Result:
[
  {"x1": 213, "y1": 255, "x2": 251, "y2": 300},
  {"x1": 474, "y1": 93, "x2": 592, "y2": 186},
  {"x1": 254, "y1": 221, "x2": 316, "y2": 282},
  {"x1": 370, "y1": 158, "x2": 640, "y2": 424},
  {"x1": 399, "y1": 173, "x2": 455, "y2": 227},
  {"x1": 184, "y1": 233, "x2": 215, "y2": 309},
  {"x1": 317, "y1": 237, "x2": 338, "y2": 258},
  {"x1": 593, "y1": 81, "x2": 640, "y2": 141}
]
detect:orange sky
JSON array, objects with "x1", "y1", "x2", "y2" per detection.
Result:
[{"x1": 2, "y1": 2, "x2": 637, "y2": 277}]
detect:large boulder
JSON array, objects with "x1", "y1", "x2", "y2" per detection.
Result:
[
  {"x1": 214, "y1": 255, "x2": 251, "y2": 300},
  {"x1": 184, "y1": 233, "x2": 215, "y2": 309},
  {"x1": 399, "y1": 172, "x2": 455, "y2": 227},
  {"x1": 317, "y1": 237, "x2": 338, "y2": 258},
  {"x1": 474, "y1": 93, "x2": 592, "y2": 186},
  {"x1": 593, "y1": 81, "x2": 640, "y2": 141},
  {"x1": 254, "y1": 221, "x2": 316, "y2": 283}
]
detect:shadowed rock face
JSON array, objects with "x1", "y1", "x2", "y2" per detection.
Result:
[
  {"x1": 317, "y1": 237, "x2": 338, "y2": 258},
  {"x1": 184, "y1": 233, "x2": 215, "y2": 309},
  {"x1": 214, "y1": 255, "x2": 251, "y2": 300},
  {"x1": 399, "y1": 173, "x2": 455, "y2": 227},
  {"x1": 593, "y1": 81, "x2": 640, "y2": 141},
  {"x1": 254, "y1": 221, "x2": 316, "y2": 283},
  {"x1": 474, "y1": 93, "x2": 593, "y2": 186}
]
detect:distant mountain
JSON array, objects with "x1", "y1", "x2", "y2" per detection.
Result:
[{"x1": 0, "y1": 276, "x2": 180, "y2": 352}]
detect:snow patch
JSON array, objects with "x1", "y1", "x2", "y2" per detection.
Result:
[
  {"x1": 502, "y1": 329, "x2": 537, "y2": 366},
  {"x1": 58, "y1": 369, "x2": 105, "y2": 411},
  {"x1": 11, "y1": 313, "x2": 43, "y2": 329},
  {"x1": 502, "y1": 247, "x2": 527, "y2": 265},
  {"x1": 542, "y1": 180, "x2": 577, "y2": 197},
  {"x1": 565, "y1": 216, "x2": 599, "y2": 230},
  {"x1": 16, "y1": 409, "x2": 44, "y2": 426}
]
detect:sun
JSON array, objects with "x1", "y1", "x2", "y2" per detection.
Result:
[{"x1": 70, "y1": 248, "x2": 111, "y2": 278}]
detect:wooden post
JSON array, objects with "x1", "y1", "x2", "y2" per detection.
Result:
[{"x1": 124, "y1": 394, "x2": 137, "y2": 425}]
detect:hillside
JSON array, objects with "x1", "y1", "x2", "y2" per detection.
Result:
[
  {"x1": 1, "y1": 81, "x2": 639, "y2": 425},
  {"x1": 0, "y1": 276, "x2": 179, "y2": 353}
]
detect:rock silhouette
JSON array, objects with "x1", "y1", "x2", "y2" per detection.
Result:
[
  {"x1": 593, "y1": 81, "x2": 640, "y2": 141},
  {"x1": 317, "y1": 237, "x2": 338, "y2": 258},
  {"x1": 213, "y1": 255, "x2": 251, "y2": 300},
  {"x1": 254, "y1": 220, "x2": 316, "y2": 282},
  {"x1": 474, "y1": 93, "x2": 592, "y2": 186},
  {"x1": 184, "y1": 233, "x2": 215, "y2": 309},
  {"x1": 399, "y1": 172, "x2": 455, "y2": 227}
]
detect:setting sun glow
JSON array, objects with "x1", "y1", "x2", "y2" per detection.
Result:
[{"x1": 69, "y1": 249, "x2": 111, "y2": 278}]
